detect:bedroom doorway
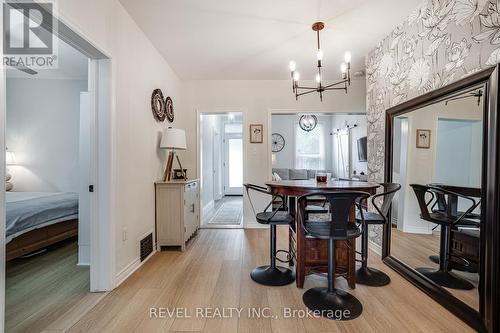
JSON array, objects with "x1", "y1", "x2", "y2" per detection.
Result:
[
  {"x1": 198, "y1": 112, "x2": 244, "y2": 228},
  {"x1": 0, "y1": 5, "x2": 113, "y2": 332}
]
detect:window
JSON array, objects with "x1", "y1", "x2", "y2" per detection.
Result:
[{"x1": 295, "y1": 122, "x2": 325, "y2": 170}]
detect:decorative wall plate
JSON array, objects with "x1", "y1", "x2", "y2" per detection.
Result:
[
  {"x1": 151, "y1": 89, "x2": 166, "y2": 121},
  {"x1": 165, "y1": 96, "x2": 174, "y2": 122},
  {"x1": 271, "y1": 133, "x2": 285, "y2": 152}
]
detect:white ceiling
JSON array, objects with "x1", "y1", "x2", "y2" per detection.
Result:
[
  {"x1": 7, "y1": 37, "x2": 88, "y2": 80},
  {"x1": 120, "y1": 0, "x2": 421, "y2": 80}
]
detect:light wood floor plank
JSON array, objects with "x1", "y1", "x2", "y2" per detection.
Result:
[{"x1": 68, "y1": 228, "x2": 475, "y2": 333}]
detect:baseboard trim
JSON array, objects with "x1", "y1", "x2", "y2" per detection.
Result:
[
  {"x1": 202, "y1": 200, "x2": 214, "y2": 216},
  {"x1": 402, "y1": 225, "x2": 432, "y2": 234},
  {"x1": 115, "y1": 250, "x2": 156, "y2": 287},
  {"x1": 368, "y1": 240, "x2": 382, "y2": 255},
  {"x1": 78, "y1": 244, "x2": 90, "y2": 266}
]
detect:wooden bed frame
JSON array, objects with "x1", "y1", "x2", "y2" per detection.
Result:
[{"x1": 6, "y1": 219, "x2": 78, "y2": 261}]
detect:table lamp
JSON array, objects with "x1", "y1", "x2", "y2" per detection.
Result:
[
  {"x1": 160, "y1": 127, "x2": 187, "y2": 181},
  {"x1": 5, "y1": 147, "x2": 16, "y2": 191}
]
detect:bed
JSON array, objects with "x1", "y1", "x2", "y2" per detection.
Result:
[{"x1": 6, "y1": 192, "x2": 79, "y2": 261}]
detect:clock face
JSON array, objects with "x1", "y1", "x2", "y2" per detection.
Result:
[{"x1": 271, "y1": 133, "x2": 285, "y2": 152}]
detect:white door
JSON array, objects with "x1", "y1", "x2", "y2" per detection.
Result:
[{"x1": 223, "y1": 133, "x2": 243, "y2": 195}]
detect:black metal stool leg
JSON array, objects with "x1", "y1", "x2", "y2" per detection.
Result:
[
  {"x1": 302, "y1": 239, "x2": 363, "y2": 320},
  {"x1": 417, "y1": 225, "x2": 474, "y2": 290},
  {"x1": 355, "y1": 223, "x2": 391, "y2": 287},
  {"x1": 250, "y1": 224, "x2": 295, "y2": 286}
]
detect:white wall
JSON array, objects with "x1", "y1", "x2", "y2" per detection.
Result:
[
  {"x1": 56, "y1": 0, "x2": 182, "y2": 278},
  {"x1": 200, "y1": 114, "x2": 219, "y2": 211},
  {"x1": 181, "y1": 79, "x2": 366, "y2": 226},
  {"x1": 271, "y1": 113, "x2": 367, "y2": 176},
  {"x1": 6, "y1": 78, "x2": 87, "y2": 192}
]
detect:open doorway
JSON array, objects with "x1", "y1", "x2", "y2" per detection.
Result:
[
  {"x1": 4, "y1": 35, "x2": 93, "y2": 332},
  {"x1": 199, "y1": 112, "x2": 243, "y2": 228},
  {"x1": 270, "y1": 112, "x2": 368, "y2": 182},
  {"x1": 1, "y1": 5, "x2": 113, "y2": 331}
]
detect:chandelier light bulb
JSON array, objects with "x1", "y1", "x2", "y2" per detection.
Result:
[
  {"x1": 317, "y1": 50, "x2": 323, "y2": 61},
  {"x1": 344, "y1": 51, "x2": 351, "y2": 63},
  {"x1": 340, "y1": 63, "x2": 347, "y2": 73},
  {"x1": 288, "y1": 22, "x2": 351, "y2": 101}
]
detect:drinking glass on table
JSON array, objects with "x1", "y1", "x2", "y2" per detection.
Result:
[{"x1": 316, "y1": 171, "x2": 327, "y2": 183}]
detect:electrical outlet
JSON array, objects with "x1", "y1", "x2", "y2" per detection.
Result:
[{"x1": 122, "y1": 227, "x2": 128, "y2": 241}]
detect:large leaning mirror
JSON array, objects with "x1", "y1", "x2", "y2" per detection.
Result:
[{"x1": 383, "y1": 66, "x2": 500, "y2": 333}]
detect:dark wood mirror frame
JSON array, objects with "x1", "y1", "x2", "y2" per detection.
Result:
[{"x1": 383, "y1": 65, "x2": 500, "y2": 333}]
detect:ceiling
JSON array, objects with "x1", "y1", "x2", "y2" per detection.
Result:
[
  {"x1": 120, "y1": 0, "x2": 421, "y2": 80},
  {"x1": 7, "y1": 37, "x2": 88, "y2": 80}
]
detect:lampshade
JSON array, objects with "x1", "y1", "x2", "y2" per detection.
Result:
[
  {"x1": 160, "y1": 127, "x2": 187, "y2": 150},
  {"x1": 6, "y1": 150, "x2": 16, "y2": 165}
]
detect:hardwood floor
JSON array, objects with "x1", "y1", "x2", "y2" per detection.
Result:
[
  {"x1": 391, "y1": 228, "x2": 479, "y2": 311},
  {"x1": 5, "y1": 238, "x2": 105, "y2": 333},
  {"x1": 69, "y1": 228, "x2": 474, "y2": 333}
]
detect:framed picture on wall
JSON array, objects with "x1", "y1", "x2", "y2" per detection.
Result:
[
  {"x1": 416, "y1": 129, "x2": 431, "y2": 149},
  {"x1": 250, "y1": 124, "x2": 263, "y2": 143}
]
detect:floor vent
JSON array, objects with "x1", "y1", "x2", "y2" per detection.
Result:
[{"x1": 140, "y1": 233, "x2": 153, "y2": 262}]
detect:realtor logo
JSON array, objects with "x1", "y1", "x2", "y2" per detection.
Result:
[{"x1": 3, "y1": 0, "x2": 58, "y2": 69}]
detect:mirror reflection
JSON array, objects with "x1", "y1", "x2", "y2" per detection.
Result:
[{"x1": 391, "y1": 87, "x2": 483, "y2": 311}]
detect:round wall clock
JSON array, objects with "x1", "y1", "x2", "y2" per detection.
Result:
[
  {"x1": 271, "y1": 133, "x2": 285, "y2": 152},
  {"x1": 165, "y1": 96, "x2": 174, "y2": 123},
  {"x1": 151, "y1": 89, "x2": 166, "y2": 121}
]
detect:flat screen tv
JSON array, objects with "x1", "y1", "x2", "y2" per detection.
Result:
[{"x1": 357, "y1": 136, "x2": 367, "y2": 162}]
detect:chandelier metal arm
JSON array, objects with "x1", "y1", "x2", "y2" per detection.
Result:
[
  {"x1": 295, "y1": 85, "x2": 320, "y2": 90},
  {"x1": 322, "y1": 79, "x2": 349, "y2": 89},
  {"x1": 289, "y1": 22, "x2": 352, "y2": 101},
  {"x1": 295, "y1": 89, "x2": 319, "y2": 97}
]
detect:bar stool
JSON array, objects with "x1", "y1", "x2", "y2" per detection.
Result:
[
  {"x1": 297, "y1": 191, "x2": 370, "y2": 320},
  {"x1": 411, "y1": 184, "x2": 476, "y2": 290},
  {"x1": 355, "y1": 183, "x2": 401, "y2": 286},
  {"x1": 244, "y1": 183, "x2": 295, "y2": 286}
]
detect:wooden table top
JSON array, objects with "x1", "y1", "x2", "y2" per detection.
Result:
[{"x1": 265, "y1": 179, "x2": 380, "y2": 193}]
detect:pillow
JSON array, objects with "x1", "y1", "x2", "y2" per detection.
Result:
[
  {"x1": 289, "y1": 169, "x2": 308, "y2": 180},
  {"x1": 272, "y1": 168, "x2": 290, "y2": 180},
  {"x1": 272, "y1": 172, "x2": 282, "y2": 181}
]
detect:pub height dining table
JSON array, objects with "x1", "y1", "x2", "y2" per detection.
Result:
[{"x1": 265, "y1": 179, "x2": 380, "y2": 289}]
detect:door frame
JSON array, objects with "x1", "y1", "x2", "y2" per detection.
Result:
[
  {"x1": 196, "y1": 109, "x2": 246, "y2": 227},
  {"x1": 223, "y1": 130, "x2": 243, "y2": 195},
  {"x1": 0, "y1": 5, "x2": 115, "y2": 314}
]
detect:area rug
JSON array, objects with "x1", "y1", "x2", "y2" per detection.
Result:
[{"x1": 208, "y1": 200, "x2": 243, "y2": 225}]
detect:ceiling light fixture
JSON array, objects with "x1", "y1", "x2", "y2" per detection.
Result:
[
  {"x1": 289, "y1": 22, "x2": 351, "y2": 102},
  {"x1": 299, "y1": 115, "x2": 318, "y2": 132}
]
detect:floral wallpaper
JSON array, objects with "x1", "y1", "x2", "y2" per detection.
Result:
[{"x1": 366, "y1": 0, "x2": 499, "y2": 245}]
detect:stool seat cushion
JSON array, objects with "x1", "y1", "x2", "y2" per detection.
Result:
[
  {"x1": 304, "y1": 221, "x2": 361, "y2": 240},
  {"x1": 356, "y1": 211, "x2": 385, "y2": 224},
  {"x1": 256, "y1": 211, "x2": 294, "y2": 225}
]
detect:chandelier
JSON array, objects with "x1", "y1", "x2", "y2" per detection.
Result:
[
  {"x1": 289, "y1": 22, "x2": 352, "y2": 102},
  {"x1": 299, "y1": 115, "x2": 317, "y2": 132}
]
